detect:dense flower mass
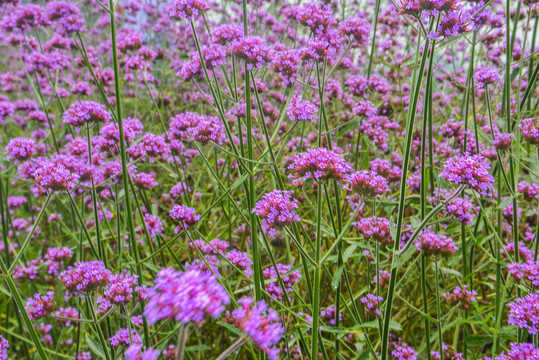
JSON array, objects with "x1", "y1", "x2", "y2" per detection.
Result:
[
  {"x1": 144, "y1": 268, "x2": 230, "y2": 325},
  {"x1": 440, "y1": 154, "x2": 495, "y2": 196},
  {"x1": 62, "y1": 101, "x2": 112, "y2": 130},
  {"x1": 0, "y1": 0, "x2": 536, "y2": 358},
  {"x1": 229, "y1": 297, "x2": 284, "y2": 360},
  {"x1": 289, "y1": 148, "x2": 353, "y2": 182},
  {"x1": 252, "y1": 190, "x2": 300, "y2": 236}
]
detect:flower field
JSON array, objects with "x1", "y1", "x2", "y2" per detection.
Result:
[{"x1": 0, "y1": 0, "x2": 538, "y2": 359}]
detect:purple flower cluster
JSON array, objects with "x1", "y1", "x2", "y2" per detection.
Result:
[
  {"x1": 354, "y1": 216, "x2": 392, "y2": 245},
  {"x1": 168, "y1": 0, "x2": 209, "y2": 20},
  {"x1": 520, "y1": 118, "x2": 539, "y2": 146},
  {"x1": 33, "y1": 162, "x2": 80, "y2": 192},
  {"x1": 416, "y1": 230, "x2": 458, "y2": 258},
  {"x1": 125, "y1": 344, "x2": 160, "y2": 360},
  {"x1": 263, "y1": 263, "x2": 301, "y2": 301},
  {"x1": 231, "y1": 36, "x2": 271, "y2": 70},
  {"x1": 102, "y1": 272, "x2": 138, "y2": 307},
  {"x1": 169, "y1": 112, "x2": 225, "y2": 145},
  {"x1": 508, "y1": 261, "x2": 539, "y2": 287},
  {"x1": 169, "y1": 204, "x2": 200, "y2": 232},
  {"x1": 109, "y1": 328, "x2": 142, "y2": 348},
  {"x1": 143, "y1": 268, "x2": 230, "y2": 325},
  {"x1": 289, "y1": 148, "x2": 353, "y2": 182},
  {"x1": 25, "y1": 291, "x2": 54, "y2": 320},
  {"x1": 474, "y1": 66, "x2": 501, "y2": 88},
  {"x1": 442, "y1": 285, "x2": 477, "y2": 309},
  {"x1": 5, "y1": 137, "x2": 36, "y2": 162},
  {"x1": 507, "y1": 293, "x2": 539, "y2": 334},
  {"x1": 62, "y1": 101, "x2": 112, "y2": 131},
  {"x1": 252, "y1": 190, "x2": 300, "y2": 236},
  {"x1": 346, "y1": 170, "x2": 389, "y2": 200},
  {"x1": 287, "y1": 97, "x2": 318, "y2": 122},
  {"x1": 360, "y1": 293, "x2": 383, "y2": 316},
  {"x1": 58, "y1": 261, "x2": 111, "y2": 295},
  {"x1": 229, "y1": 297, "x2": 284, "y2": 360},
  {"x1": 440, "y1": 154, "x2": 495, "y2": 196},
  {"x1": 0, "y1": 336, "x2": 7, "y2": 360},
  {"x1": 493, "y1": 342, "x2": 539, "y2": 360}
]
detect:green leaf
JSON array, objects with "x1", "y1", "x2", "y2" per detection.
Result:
[
  {"x1": 332, "y1": 266, "x2": 345, "y2": 290},
  {"x1": 86, "y1": 335, "x2": 106, "y2": 360}
]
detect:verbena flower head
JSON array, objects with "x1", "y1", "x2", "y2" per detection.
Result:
[
  {"x1": 361, "y1": 293, "x2": 383, "y2": 317},
  {"x1": 58, "y1": 261, "x2": 111, "y2": 295},
  {"x1": 1, "y1": 4, "x2": 46, "y2": 32},
  {"x1": 287, "y1": 97, "x2": 318, "y2": 122},
  {"x1": 231, "y1": 36, "x2": 271, "y2": 70},
  {"x1": 430, "y1": 11, "x2": 470, "y2": 39},
  {"x1": 109, "y1": 328, "x2": 141, "y2": 348},
  {"x1": 492, "y1": 132, "x2": 513, "y2": 150},
  {"x1": 346, "y1": 170, "x2": 389, "y2": 199},
  {"x1": 294, "y1": 1, "x2": 335, "y2": 35},
  {"x1": 339, "y1": 17, "x2": 371, "y2": 45},
  {"x1": 391, "y1": 340, "x2": 418, "y2": 360},
  {"x1": 45, "y1": 1, "x2": 85, "y2": 33},
  {"x1": 440, "y1": 154, "x2": 495, "y2": 196},
  {"x1": 271, "y1": 50, "x2": 302, "y2": 85},
  {"x1": 507, "y1": 293, "x2": 539, "y2": 334},
  {"x1": 33, "y1": 162, "x2": 80, "y2": 192},
  {"x1": 289, "y1": 148, "x2": 353, "y2": 182},
  {"x1": 0, "y1": 335, "x2": 7, "y2": 360},
  {"x1": 263, "y1": 263, "x2": 301, "y2": 301},
  {"x1": 211, "y1": 24, "x2": 243, "y2": 45},
  {"x1": 518, "y1": 181, "x2": 539, "y2": 202},
  {"x1": 5, "y1": 137, "x2": 36, "y2": 162},
  {"x1": 520, "y1": 118, "x2": 539, "y2": 146},
  {"x1": 125, "y1": 344, "x2": 160, "y2": 360},
  {"x1": 103, "y1": 272, "x2": 138, "y2": 307},
  {"x1": 168, "y1": 0, "x2": 209, "y2": 20},
  {"x1": 63, "y1": 101, "x2": 112, "y2": 131},
  {"x1": 353, "y1": 100, "x2": 378, "y2": 117},
  {"x1": 474, "y1": 66, "x2": 501, "y2": 88},
  {"x1": 416, "y1": 230, "x2": 458, "y2": 258},
  {"x1": 252, "y1": 190, "x2": 300, "y2": 236},
  {"x1": 169, "y1": 204, "x2": 200, "y2": 232},
  {"x1": 354, "y1": 216, "x2": 392, "y2": 245},
  {"x1": 442, "y1": 285, "x2": 477, "y2": 309},
  {"x1": 143, "y1": 268, "x2": 230, "y2": 325},
  {"x1": 229, "y1": 297, "x2": 284, "y2": 360},
  {"x1": 26, "y1": 291, "x2": 54, "y2": 319},
  {"x1": 494, "y1": 342, "x2": 539, "y2": 360}
]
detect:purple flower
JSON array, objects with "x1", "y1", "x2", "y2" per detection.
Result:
[
  {"x1": 508, "y1": 293, "x2": 539, "y2": 334},
  {"x1": 26, "y1": 291, "x2": 54, "y2": 320},
  {"x1": 474, "y1": 66, "x2": 501, "y2": 88},
  {"x1": 33, "y1": 162, "x2": 80, "y2": 192},
  {"x1": 520, "y1": 118, "x2": 539, "y2": 146},
  {"x1": 339, "y1": 17, "x2": 371, "y2": 45},
  {"x1": 442, "y1": 285, "x2": 477, "y2": 309},
  {"x1": 125, "y1": 344, "x2": 160, "y2": 360},
  {"x1": 143, "y1": 268, "x2": 230, "y2": 325},
  {"x1": 288, "y1": 148, "x2": 353, "y2": 182},
  {"x1": 360, "y1": 293, "x2": 383, "y2": 316},
  {"x1": 211, "y1": 24, "x2": 243, "y2": 45},
  {"x1": 271, "y1": 49, "x2": 302, "y2": 85},
  {"x1": 103, "y1": 272, "x2": 138, "y2": 307},
  {"x1": 63, "y1": 101, "x2": 112, "y2": 131},
  {"x1": 494, "y1": 342, "x2": 539, "y2": 360},
  {"x1": 168, "y1": 0, "x2": 209, "y2": 20},
  {"x1": 231, "y1": 36, "x2": 271, "y2": 70},
  {"x1": 58, "y1": 261, "x2": 111, "y2": 295},
  {"x1": 133, "y1": 172, "x2": 159, "y2": 190},
  {"x1": 440, "y1": 154, "x2": 495, "y2": 196},
  {"x1": 354, "y1": 216, "x2": 392, "y2": 245},
  {"x1": 287, "y1": 97, "x2": 318, "y2": 122},
  {"x1": 0, "y1": 335, "x2": 8, "y2": 360},
  {"x1": 253, "y1": 190, "x2": 300, "y2": 236},
  {"x1": 346, "y1": 170, "x2": 389, "y2": 199},
  {"x1": 5, "y1": 137, "x2": 36, "y2": 162},
  {"x1": 263, "y1": 263, "x2": 301, "y2": 301},
  {"x1": 54, "y1": 307, "x2": 79, "y2": 326},
  {"x1": 229, "y1": 297, "x2": 284, "y2": 360},
  {"x1": 45, "y1": 1, "x2": 85, "y2": 33},
  {"x1": 416, "y1": 230, "x2": 458, "y2": 258},
  {"x1": 169, "y1": 204, "x2": 200, "y2": 232},
  {"x1": 109, "y1": 328, "x2": 141, "y2": 348},
  {"x1": 1, "y1": 4, "x2": 46, "y2": 32}
]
